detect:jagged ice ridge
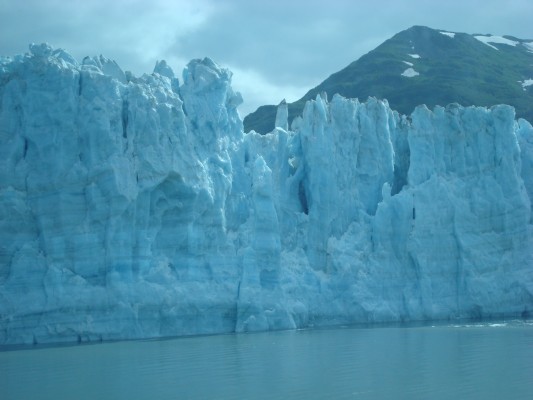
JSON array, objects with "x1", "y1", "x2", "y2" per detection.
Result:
[{"x1": 1, "y1": 44, "x2": 532, "y2": 345}]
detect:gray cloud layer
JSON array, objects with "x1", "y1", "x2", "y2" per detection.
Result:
[{"x1": 1, "y1": 0, "x2": 532, "y2": 115}]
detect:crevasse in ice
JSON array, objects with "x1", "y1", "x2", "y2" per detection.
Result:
[{"x1": 0, "y1": 44, "x2": 532, "y2": 344}]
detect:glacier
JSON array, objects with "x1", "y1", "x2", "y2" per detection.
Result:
[{"x1": 0, "y1": 44, "x2": 532, "y2": 345}]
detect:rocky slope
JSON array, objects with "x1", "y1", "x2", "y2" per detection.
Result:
[{"x1": 244, "y1": 25, "x2": 533, "y2": 134}]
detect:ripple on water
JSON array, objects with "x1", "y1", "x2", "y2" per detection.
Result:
[{"x1": 1, "y1": 320, "x2": 532, "y2": 400}]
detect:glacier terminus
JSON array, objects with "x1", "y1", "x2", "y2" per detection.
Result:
[{"x1": 0, "y1": 44, "x2": 532, "y2": 345}]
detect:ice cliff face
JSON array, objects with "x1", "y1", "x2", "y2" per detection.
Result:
[{"x1": 1, "y1": 45, "x2": 532, "y2": 345}]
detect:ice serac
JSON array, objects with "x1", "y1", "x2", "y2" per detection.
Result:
[
  {"x1": 0, "y1": 46, "x2": 244, "y2": 344},
  {"x1": 1, "y1": 45, "x2": 532, "y2": 345},
  {"x1": 298, "y1": 94, "x2": 395, "y2": 271},
  {"x1": 372, "y1": 104, "x2": 532, "y2": 320},
  {"x1": 274, "y1": 99, "x2": 288, "y2": 130}
]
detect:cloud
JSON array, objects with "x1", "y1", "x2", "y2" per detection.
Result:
[
  {"x1": 0, "y1": 0, "x2": 214, "y2": 74},
  {"x1": 170, "y1": 0, "x2": 387, "y2": 87},
  {"x1": 227, "y1": 65, "x2": 311, "y2": 116},
  {"x1": 1, "y1": 0, "x2": 533, "y2": 117}
]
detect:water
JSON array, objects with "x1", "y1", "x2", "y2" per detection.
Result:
[{"x1": 1, "y1": 320, "x2": 533, "y2": 400}]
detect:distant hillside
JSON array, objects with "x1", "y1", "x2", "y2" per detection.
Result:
[{"x1": 244, "y1": 25, "x2": 533, "y2": 134}]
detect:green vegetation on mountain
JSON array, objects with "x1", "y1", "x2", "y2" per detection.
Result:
[{"x1": 244, "y1": 25, "x2": 533, "y2": 134}]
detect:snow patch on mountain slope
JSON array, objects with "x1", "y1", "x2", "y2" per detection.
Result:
[
  {"x1": 439, "y1": 31, "x2": 455, "y2": 38},
  {"x1": 474, "y1": 35, "x2": 519, "y2": 50},
  {"x1": 401, "y1": 68, "x2": 420, "y2": 77},
  {"x1": 523, "y1": 42, "x2": 533, "y2": 53},
  {"x1": 519, "y1": 79, "x2": 533, "y2": 90}
]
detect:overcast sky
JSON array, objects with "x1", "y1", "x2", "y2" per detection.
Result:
[{"x1": 1, "y1": 0, "x2": 533, "y2": 116}]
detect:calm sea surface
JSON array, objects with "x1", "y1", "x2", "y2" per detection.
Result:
[{"x1": 1, "y1": 320, "x2": 532, "y2": 399}]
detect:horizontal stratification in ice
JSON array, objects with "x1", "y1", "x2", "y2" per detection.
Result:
[{"x1": 1, "y1": 44, "x2": 532, "y2": 345}]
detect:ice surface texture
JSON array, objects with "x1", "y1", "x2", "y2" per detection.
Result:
[{"x1": 1, "y1": 44, "x2": 532, "y2": 344}]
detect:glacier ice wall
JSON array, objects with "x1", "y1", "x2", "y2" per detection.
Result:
[{"x1": 1, "y1": 44, "x2": 532, "y2": 345}]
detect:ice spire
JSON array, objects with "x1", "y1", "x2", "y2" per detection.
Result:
[{"x1": 275, "y1": 99, "x2": 288, "y2": 131}]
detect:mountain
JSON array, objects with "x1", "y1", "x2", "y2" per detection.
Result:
[
  {"x1": 1, "y1": 44, "x2": 532, "y2": 345},
  {"x1": 244, "y1": 25, "x2": 533, "y2": 134}
]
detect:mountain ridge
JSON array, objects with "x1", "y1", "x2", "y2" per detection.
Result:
[{"x1": 244, "y1": 25, "x2": 533, "y2": 134}]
